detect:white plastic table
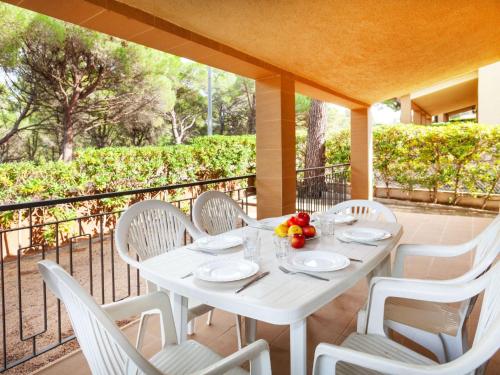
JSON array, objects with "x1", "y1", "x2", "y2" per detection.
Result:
[{"x1": 139, "y1": 219, "x2": 403, "y2": 375}]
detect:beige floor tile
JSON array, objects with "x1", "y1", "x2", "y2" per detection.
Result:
[{"x1": 34, "y1": 208, "x2": 499, "y2": 375}]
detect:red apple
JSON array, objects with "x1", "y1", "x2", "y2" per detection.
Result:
[
  {"x1": 291, "y1": 234, "x2": 306, "y2": 249},
  {"x1": 296, "y1": 212, "x2": 310, "y2": 226},
  {"x1": 287, "y1": 216, "x2": 298, "y2": 227},
  {"x1": 302, "y1": 225, "x2": 316, "y2": 238}
]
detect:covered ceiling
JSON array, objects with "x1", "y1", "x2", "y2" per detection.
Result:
[
  {"x1": 114, "y1": 0, "x2": 500, "y2": 104},
  {"x1": 6, "y1": 0, "x2": 500, "y2": 107},
  {"x1": 411, "y1": 73, "x2": 478, "y2": 115}
]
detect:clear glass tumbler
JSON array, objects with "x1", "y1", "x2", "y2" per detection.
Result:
[
  {"x1": 242, "y1": 228, "x2": 261, "y2": 262},
  {"x1": 273, "y1": 235, "x2": 291, "y2": 261},
  {"x1": 319, "y1": 214, "x2": 335, "y2": 237}
]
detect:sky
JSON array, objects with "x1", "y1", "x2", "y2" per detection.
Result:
[{"x1": 371, "y1": 103, "x2": 400, "y2": 124}]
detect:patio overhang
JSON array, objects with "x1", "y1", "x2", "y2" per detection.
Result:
[
  {"x1": 410, "y1": 72, "x2": 478, "y2": 117},
  {"x1": 4, "y1": 0, "x2": 500, "y2": 216}
]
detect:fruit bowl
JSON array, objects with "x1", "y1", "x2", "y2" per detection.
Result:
[{"x1": 273, "y1": 212, "x2": 315, "y2": 249}]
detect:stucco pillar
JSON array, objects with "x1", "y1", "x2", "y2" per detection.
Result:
[
  {"x1": 255, "y1": 73, "x2": 296, "y2": 218},
  {"x1": 413, "y1": 110, "x2": 422, "y2": 124},
  {"x1": 350, "y1": 107, "x2": 373, "y2": 200},
  {"x1": 478, "y1": 62, "x2": 500, "y2": 124},
  {"x1": 400, "y1": 95, "x2": 412, "y2": 123},
  {"x1": 438, "y1": 113, "x2": 448, "y2": 122}
]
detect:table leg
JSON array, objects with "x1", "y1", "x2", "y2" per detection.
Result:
[
  {"x1": 172, "y1": 293, "x2": 188, "y2": 343},
  {"x1": 245, "y1": 317, "x2": 257, "y2": 344},
  {"x1": 373, "y1": 254, "x2": 391, "y2": 277},
  {"x1": 290, "y1": 319, "x2": 307, "y2": 375}
]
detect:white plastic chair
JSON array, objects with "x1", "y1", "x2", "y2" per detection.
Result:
[
  {"x1": 357, "y1": 215, "x2": 500, "y2": 363},
  {"x1": 313, "y1": 261, "x2": 500, "y2": 375},
  {"x1": 38, "y1": 260, "x2": 272, "y2": 375},
  {"x1": 193, "y1": 190, "x2": 256, "y2": 235},
  {"x1": 115, "y1": 200, "x2": 214, "y2": 347},
  {"x1": 326, "y1": 199, "x2": 397, "y2": 223},
  {"x1": 192, "y1": 190, "x2": 257, "y2": 346}
]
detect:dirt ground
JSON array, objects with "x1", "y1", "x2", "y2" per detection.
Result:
[{"x1": 1, "y1": 232, "x2": 146, "y2": 374}]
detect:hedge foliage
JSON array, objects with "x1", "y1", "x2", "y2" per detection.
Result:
[
  {"x1": 0, "y1": 123, "x2": 498, "y2": 208},
  {"x1": 372, "y1": 123, "x2": 498, "y2": 204},
  {"x1": 0, "y1": 135, "x2": 256, "y2": 204}
]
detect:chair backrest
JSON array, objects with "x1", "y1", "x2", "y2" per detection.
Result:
[
  {"x1": 115, "y1": 200, "x2": 202, "y2": 266},
  {"x1": 455, "y1": 262, "x2": 500, "y2": 375},
  {"x1": 472, "y1": 215, "x2": 500, "y2": 268},
  {"x1": 193, "y1": 190, "x2": 253, "y2": 235},
  {"x1": 38, "y1": 260, "x2": 161, "y2": 375},
  {"x1": 453, "y1": 217, "x2": 500, "y2": 284},
  {"x1": 326, "y1": 199, "x2": 397, "y2": 223}
]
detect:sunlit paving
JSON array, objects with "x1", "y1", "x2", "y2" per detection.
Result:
[{"x1": 0, "y1": 1, "x2": 498, "y2": 375}]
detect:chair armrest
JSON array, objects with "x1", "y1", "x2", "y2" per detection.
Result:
[
  {"x1": 102, "y1": 291, "x2": 177, "y2": 347},
  {"x1": 313, "y1": 342, "x2": 435, "y2": 375},
  {"x1": 243, "y1": 217, "x2": 259, "y2": 226},
  {"x1": 194, "y1": 339, "x2": 271, "y2": 375},
  {"x1": 393, "y1": 241, "x2": 475, "y2": 277},
  {"x1": 365, "y1": 276, "x2": 487, "y2": 335}
]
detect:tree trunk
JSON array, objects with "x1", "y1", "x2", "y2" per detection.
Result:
[
  {"x1": 247, "y1": 94, "x2": 256, "y2": 134},
  {"x1": 304, "y1": 99, "x2": 327, "y2": 198},
  {"x1": 61, "y1": 109, "x2": 74, "y2": 161}
]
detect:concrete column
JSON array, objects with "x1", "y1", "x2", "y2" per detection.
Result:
[
  {"x1": 478, "y1": 61, "x2": 500, "y2": 124},
  {"x1": 413, "y1": 110, "x2": 422, "y2": 124},
  {"x1": 438, "y1": 113, "x2": 449, "y2": 122},
  {"x1": 255, "y1": 73, "x2": 296, "y2": 218},
  {"x1": 400, "y1": 95, "x2": 412, "y2": 123},
  {"x1": 350, "y1": 107, "x2": 373, "y2": 200}
]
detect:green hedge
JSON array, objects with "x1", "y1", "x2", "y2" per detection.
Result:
[
  {"x1": 0, "y1": 135, "x2": 256, "y2": 203},
  {"x1": 0, "y1": 123, "x2": 498, "y2": 207},
  {"x1": 372, "y1": 123, "x2": 499, "y2": 203}
]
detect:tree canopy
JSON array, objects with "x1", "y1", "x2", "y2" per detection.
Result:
[{"x1": 0, "y1": 3, "x2": 265, "y2": 162}]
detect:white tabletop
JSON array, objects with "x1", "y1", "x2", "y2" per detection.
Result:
[{"x1": 139, "y1": 220, "x2": 403, "y2": 325}]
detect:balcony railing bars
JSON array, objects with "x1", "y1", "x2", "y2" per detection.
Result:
[{"x1": 0, "y1": 164, "x2": 348, "y2": 372}]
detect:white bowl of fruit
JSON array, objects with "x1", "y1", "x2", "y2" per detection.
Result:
[{"x1": 273, "y1": 212, "x2": 317, "y2": 249}]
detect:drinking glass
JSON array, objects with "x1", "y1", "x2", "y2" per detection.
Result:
[
  {"x1": 319, "y1": 214, "x2": 335, "y2": 237},
  {"x1": 273, "y1": 235, "x2": 291, "y2": 261},
  {"x1": 242, "y1": 228, "x2": 261, "y2": 262}
]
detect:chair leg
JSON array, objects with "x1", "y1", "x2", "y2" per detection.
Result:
[
  {"x1": 441, "y1": 333, "x2": 465, "y2": 361},
  {"x1": 356, "y1": 308, "x2": 367, "y2": 334},
  {"x1": 187, "y1": 318, "x2": 195, "y2": 335},
  {"x1": 235, "y1": 315, "x2": 243, "y2": 349},
  {"x1": 136, "y1": 312, "x2": 152, "y2": 351},
  {"x1": 386, "y1": 320, "x2": 447, "y2": 363},
  {"x1": 206, "y1": 310, "x2": 214, "y2": 326}
]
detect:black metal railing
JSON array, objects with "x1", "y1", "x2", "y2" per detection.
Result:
[
  {"x1": 0, "y1": 164, "x2": 348, "y2": 372},
  {"x1": 0, "y1": 175, "x2": 255, "y2": 372},
  {"x1": 296, "y1": 164, "x2": 350, "y2": 213}
]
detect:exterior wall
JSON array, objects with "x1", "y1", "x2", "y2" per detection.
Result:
[
  {"x1": 400, "y1": 95, "x2": 412, "y2": 123},
  {"x1": 478, "y1": 61, "x2": 500, "y2": 124},
  {"x1": 374, "y1": 187, "x2": 499, "y2": 212},
  {"x1": 438, "y1": 113, "x2": 449, "y2": 122}
]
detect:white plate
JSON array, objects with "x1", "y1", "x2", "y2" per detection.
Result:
[
  {"x1": 334, "y1": 214, "x2": 356, "y2": 224},
  {"x1": 190, "y1": 235, "x2": 243, "y2": 252},
  {"x1": 311, "y1": 213, "x2": 356, "y2": 224},
  {"x1": 256, "y1": 216, "x2": 292, "y2": 230},
  {"x1": 194, "y1": 259, "x2": 259, "y2": 282},
  {"x1": 340, "y1": 227, "x2": 391, "y2": 242},
  {"x1": 288, "y1": 251, "x2": 350, "y2": 272}
]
